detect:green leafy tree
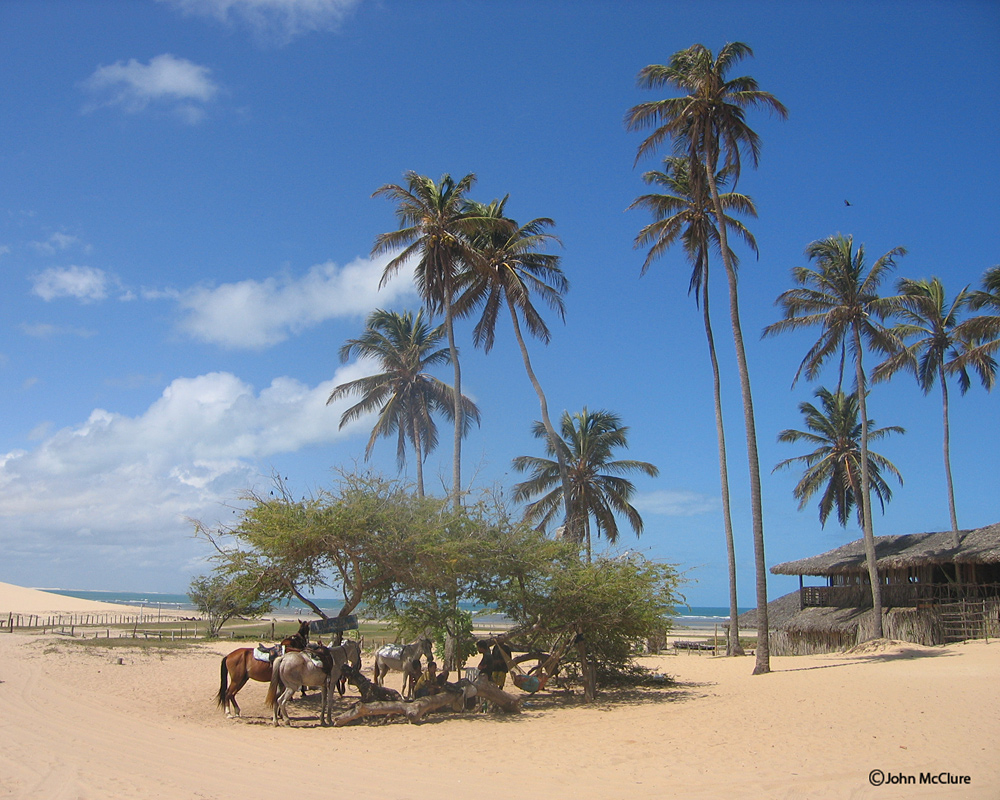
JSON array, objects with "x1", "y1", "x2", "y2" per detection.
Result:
[
  {"x1": 874, "y1": 278, "x2": 996, "y2": 543},
  {"x1": 491, "y1": 552, "x2": 682, "y2": 701},
  {"x1": 512, "y1": 408, "x2": 659, "y2": 562},
  {"x1": 188, "y1": 573, "x2": 273, "y2": 637},
  {"x1": 626, "y1": 42, "x2": 786, "y2": 674},
  {"x1": 775, "y1": 387, "x2": 903, "y2": 528},
  {"x1": 628, "y1": 155, "x2": 755, "y2": 656},
  {"x1": 327, "y1": 308, "x2": 480, "y2": 496},
  {"x1": 196, "y1": 468, "x2": 679, "y2": 701},
  {"x1": 457, "y1": 196, "x2": 574, "y2": 529},
  {"x1": 765, "y1": 234, "x2": 906, "y2": 638},
  {"x1": 372, "y1": 172, "x2": 492, "y2": 507}
]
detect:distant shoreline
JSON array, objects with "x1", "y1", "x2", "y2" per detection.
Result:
[{"x1": 41, "y1": 588, "x2": 743, "y2": 631}]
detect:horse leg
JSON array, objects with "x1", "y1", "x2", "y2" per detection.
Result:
[{"x1": 228, "y1": 671, "x2": 249, "y2": 718}]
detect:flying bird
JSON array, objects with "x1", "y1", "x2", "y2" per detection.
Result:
[{"x1": 844, "y1": 199, "x2": 852, "y2": 206}]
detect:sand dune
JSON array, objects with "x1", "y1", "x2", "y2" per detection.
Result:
[{"x1": 0, "y1": 581, "x2": 996, "y2": 799}]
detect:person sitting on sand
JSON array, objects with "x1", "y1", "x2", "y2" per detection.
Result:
[{"x1": 413, "y1": 660, "x2": 439, "y2": 698}]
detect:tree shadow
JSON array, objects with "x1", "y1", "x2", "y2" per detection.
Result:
[{"x1": 777, "y1": 646, "x2": 956, "y2": 672}]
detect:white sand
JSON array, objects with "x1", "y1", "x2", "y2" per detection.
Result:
[
  {"x1": 0, "y1": 582, "x2": 996, "y2": 799},
  {"x1": 0, "y1": 580, "x2": 152, "y2": 616}
]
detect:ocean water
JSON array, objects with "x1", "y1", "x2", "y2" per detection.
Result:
[
  {"x1": 44, "y1": 590, "x2": 745, "y2": 629},
  {"x1": 673, "y1": 607, "x2": 749, "y2": 630}
]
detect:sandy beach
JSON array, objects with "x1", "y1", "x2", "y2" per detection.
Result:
[{"x1": 1, "y1": 583, "x2": 997, "y2": 799}]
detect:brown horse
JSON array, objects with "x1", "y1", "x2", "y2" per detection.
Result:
[{"x1": 216, "y1": 620, "x2": 310, "y2": 717}]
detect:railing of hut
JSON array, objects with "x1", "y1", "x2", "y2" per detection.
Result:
[{"x1": 800, "y1": 582, "x2": 1000, "y2": 609}]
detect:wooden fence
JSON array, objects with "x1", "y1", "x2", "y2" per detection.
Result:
[{"x1": 2, "y1": 611, "x2": 190, "y2": 634}]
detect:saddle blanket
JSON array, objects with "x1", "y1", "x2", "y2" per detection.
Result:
[
  {"x1": 377, "y1": 643, "x2": 403, "y2": 660},
  {"x1": 305, "y1": 652, "x2": 327, "y2": 669},
  {"x1": 253, "y1": 645, "x2": 281, "y2": 662}
]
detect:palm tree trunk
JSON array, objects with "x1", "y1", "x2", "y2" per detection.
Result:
[
  {"x1": 443, "y1": 292, "x2": 462, "y2": 509},
  {"x1": 852, "y1": 325, "x2": 884, "y2": 638},
  {"x1": 507, "y1": 304, "x2": 574, "y2": 540},
  {"x1": 701, "y1": 280, "x2": 743, "y2": 656},
  {"x1": 940, "y1": 364, "x2": 960, "y2": 546},
  {"x1": 411, "y1": 416, "x2": 425, "y2": 498},
  {"x1": 705, "y1": 154, "x2": 769, "y2": 674}
]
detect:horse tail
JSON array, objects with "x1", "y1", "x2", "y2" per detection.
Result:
[
  {"x1": 265, "y1": 658, "x2": 282, "y2": 709},
  {"x1": 216, "y1": 655, "x2": 229, "y2": 708}
]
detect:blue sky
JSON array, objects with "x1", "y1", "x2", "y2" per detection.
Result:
[{"x1": 1, "y1": 0, "x2": 997, "y2": 606}]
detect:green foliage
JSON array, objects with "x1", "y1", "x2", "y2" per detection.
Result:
[
  {"x1": 187, "y1": 573, "x2": 272, "y2": 637},
  {"x1": 194, "y1": 468, "x2": 682, "y2": 689},
  {"x1": 494, "y1": 551, "x2": 682, "y2": 675},
  {"x1": 774, "y1": 387, "x2": 904, "y2": 528}
]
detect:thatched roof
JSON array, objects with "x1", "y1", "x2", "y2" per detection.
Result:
[
  {"x1": 771, "y1": 522, "x2": 1000, "y2": 577},
  {"x1": 738, "y1": 590, "x2": 802, "y2": 631}
]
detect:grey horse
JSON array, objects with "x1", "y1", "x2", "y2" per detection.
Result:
[{"x1": 373, "y1": 634, "x2": 432, "y2": 699}]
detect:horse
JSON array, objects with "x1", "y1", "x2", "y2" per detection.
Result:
[
  {"x1": 312, "y1": 638, "x2": 362, "y2": 696},
  {"x1": 216, "y1": 620, "x2": 310, "y2": 717},
  {"x1": 266, "y1": 649, "x2": 341, "y2": 727},
  {"x1": 373, "y1": 634, "x2": 433, "y2": 699}
]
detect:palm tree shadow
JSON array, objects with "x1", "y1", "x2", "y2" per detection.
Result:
[{"x1": 778, "y1": 647, "x2": 955, "y2": 672}]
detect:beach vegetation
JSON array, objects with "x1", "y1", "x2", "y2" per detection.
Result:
[
  {"x1": 193, "y1": 468, "x2": 681, "y2": 698},
  {"x1": 627, "y1": 154, "x2": 755, "y2": 656},
  {"x1": 372, "y1": 172, "x2": 493, "y2": 507},
  {"x1": 512, "y1": 407, "x2": 659, "y2": 563},
  {"x1": 874, "y1": 277, "x2": 997, "y2": 543},
  {"x1": 456, "y1": 196, "x2": 575, "y2": 538},
  {"x1": 327, "y1": 308, "x2": 479, "y2": 497},
  {"x1": 188, "y1": 573, "x2": 274, "y2": 637},
  {"x1": 765, "y1": 234, "x2": 906, "y2": 639},
  {"x1": 774, "y1": 387, "x2": 904, "y2": 528},
  {"x1": 626, "y1": 41, "x2": 787, "y2": 675}
]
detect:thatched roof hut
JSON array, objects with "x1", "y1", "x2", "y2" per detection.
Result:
[
  {"x1": 750, "y1": 522, "x2": 1000, "y2": 654},
  {"x1": 737, "y1": 591, "x2": 801, "y2": 631},
  {"x1": 771, "y1": 522, "x2": 1000, "y2": 577}
]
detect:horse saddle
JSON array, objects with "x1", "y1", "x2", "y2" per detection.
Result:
[{"x1": 253, "y1": 644, "x2": 281, "y2": 663}]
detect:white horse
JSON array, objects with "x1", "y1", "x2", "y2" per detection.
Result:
[
  {"x1": 266, "y1": 650, "x2": 341, "y2": 726},
  {"x1": 373, "y1": 634, "x2": 432, "y2": 699},
  {"x1": 325, "y1": 638, "x2": 362, "y2": 695}
]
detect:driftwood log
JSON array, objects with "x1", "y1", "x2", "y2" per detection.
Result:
[{"x1": 333, "y1": 675, "x2": 520, "y2": 727}]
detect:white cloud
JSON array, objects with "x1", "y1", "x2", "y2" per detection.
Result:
[
  {"x1": 632, "y1": 489, "x2": 719, "y2": 517},
  {"x1": 159, "y1": 0, "x2": 361, "y2": 42},
  {"x1": 0, "y1": 366, "x2": 375, "y2": 583},
  {"x1": 174, "y1": 254, "x2": 416, "y2": 348},
  {"x1": 29, "y1": 232, "x2": 85, "y2": 255},
  {"x1": 82, "y1": 54, "x2": 219, "y2": 122},
  {"x1": 31, "y1": 266, "x2": 110, "y2": 302}
]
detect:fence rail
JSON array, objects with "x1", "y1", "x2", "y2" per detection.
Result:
[
  {"x1": 800, "y1": 583, "x2": 1000, "y2": 609},
  {"x1": 2, "y1": 611, "x2": 190, "y2": 633}
]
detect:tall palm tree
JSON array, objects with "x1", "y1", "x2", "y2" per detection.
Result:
[
  {"x1": 512, "y1": 408, "x2": 659, "y2": 562},
  {"x1": 372, "y1": 172, "x2": 490, "y2": 507},
  {"x1": 456, "y1": 197, "x2": 575, "y2": 533},
  {"x1": 628, "y1": 155, "x2": 756, "y2": 656},
  {"x1": 960, "y1": 265, "x2": 1000, "y2": 368},
  {"x1": 626, "y1": 42, "x2": 787, "y2": 674},
  {"x1": 764, "y1": 234, "x2": 906, "y2": 639},
  {"x1": 327, "y1": 309, "x2": 480, "y2": 497},
  {"x1": 775, "y1": 387, "x2": 904, "y2": 529},
  {"x1": 874, "y1": 278, "x2": 996, "y2": 545}
]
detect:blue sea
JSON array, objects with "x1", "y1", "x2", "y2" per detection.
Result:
[{"x1": 44, "y1": 590, "x2": 744, "y2": 629}]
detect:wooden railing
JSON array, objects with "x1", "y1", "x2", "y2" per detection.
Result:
[{"x1": 800, "y1": 583, "x2": 1000, "y2": 609}]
